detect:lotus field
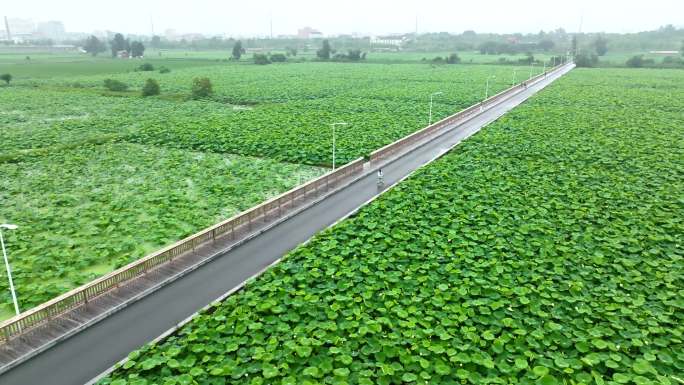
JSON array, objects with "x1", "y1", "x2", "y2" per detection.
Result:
[
  {"x1": 102, "y1": 68, "x2": 684, "y2": 384},
  {"x1": 0, "y1": 60, "x2": 538, "y2": 317}
]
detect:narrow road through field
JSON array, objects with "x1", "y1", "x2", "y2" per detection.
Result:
[{"x1": 0, "y1": 64, "x2": 573, "y2": 385}]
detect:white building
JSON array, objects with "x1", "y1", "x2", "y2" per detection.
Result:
[{"x1": 370, "y1": 35, "x2": 407, "y2": 47}]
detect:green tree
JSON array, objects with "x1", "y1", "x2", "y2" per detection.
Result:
[
  {"x1": 575, "y1": 52, "x2": 598, "y2": 67},
  {"x1": 142, "y1": 79, "x2": 160, "y2": 96},
  {"x1": 571, "y1": 35, "x2": 578, "y2": 55},
  {"x1": 537, "y1": 39, "x2": 555, "y2": 51},
  {"x1": 232, "y1": 40, "x2": 244, "y2": 60},
  {"x1": 150, "y1": 35, "x2": 161, "y2": 49},
  {"x1": 191, "y1": 77, "x2": 213, "y2": 99},
  {"x1": 317, "y1": 39, "x2": 331, "y2": 60},
  {"x1": 626, "y1": 55, "x2": 645, "y2": 67},
  {"x1": 446, "y1": 53, "x2": 461, "y2": 64},
  {"x1": 83, "y1": 35, "x2": 106, "y2": 56},
  {"x1": 110, "y1": 33, "x2": 127, "y2": 57},
  {"x1": 681, "y1": 40, "x2": 684, "y2": 56},
  {"x1": 131, "y1": 41, "x2": 145, "y2": 58},
  {"x1": 0, "y1": 73, "x2": 11, "y2": 85},
  {"x1": 593, "y1": 35, "x2": 609, "y2": 56}
]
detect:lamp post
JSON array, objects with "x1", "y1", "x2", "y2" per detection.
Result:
[
  {"x1": 512, "y1": 69, "x2": 517, "y2": 86},
  {"x1": 428, "y1": 92, "x2": 443, "y2": 126},
  {"x1": 485, "y1": 75, "x2": 496, "y2": 99},
  {"x1": 330, "y1": 122, "x2": 347, "y2": 170},
  {"x1": 529, "y1": 62, "x2": 535, "y2": 79},
  {"x1": 0, "y1": 224, "x2": 19, "y2": 316}
]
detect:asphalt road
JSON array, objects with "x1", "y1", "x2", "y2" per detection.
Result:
[{"x1": 0, "y1": 63, "x2": 573, "y2": 385}]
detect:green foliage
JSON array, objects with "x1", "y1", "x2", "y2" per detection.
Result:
[
  {"x1": 110, "y1": 33, "x2": 129, "y2": 58},
  {"x1": 141, "y1": 78, "x2": 160, "y2": 96},
  {"x1": 158, "y1": 66, "x2": 171, "y2": 74},
  {"x1": 101, "y1": 69, "x2": 684, "y2": 385},
  {"x1": 190, "y1": 77, "x2": 213, "y2": 99},
  {"x1": 575, "y1": 53, "x2": 599, "y2": 67},
  {"x1": 130, "y1": 41, "x2": 145, "y2": 58},
  {"x1": 625, "y1": 55, "x2": 655, "y2": 68},
  {"x1": 0, "y1": 73, "x2": 11, "y2": 84},
  {"x1": 317, "y1": 39, "x2": 332, "y2": 60},
  {"x1": 446, "y1": 53, "x2": 461, "y2": 64},
  {"x1": 1, "y1": 63, "x2": 539, "y2": 167},
  {"x1": 594, "y1": 35, "x2": 609, "y2": 56},
  {"x1": 136, "y1": 63, "x2": 155, "y2": 72},
  {"x1": 0, "y1": 143, "x2": 324, "y2": 312},
  {"x1": 103, "y1": 78, "x2": 128, "y2": 92},
  {"x1": 232, "y1": 40, "x2": 244, "y2": 60},
  {"x1": 269, "y1": 53, "x2": 287, "y2": 62},
  {"x1": 253, "y1": 53, "x2": 271, "y2": 65},
  {"x1": 537, "y1": 39, "x2": 555, "y2": 51},
  {"x1": 83, "y1": 35, "x2": 106, "y2": 57}
]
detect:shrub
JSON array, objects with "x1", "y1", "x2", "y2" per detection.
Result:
[
  {"x1": 103, "y1": 79, "x2": 129, "y2": 92},
  {"x1": 253, "y1": 54, "x2": 271, "y2": 65},
  {"x1": 446, "y1": 53, "x2": 461, "y2": 64},
  {"x1": 158, "y1": 66, "x2": 171, "y2": 74},
  {"x1": 136, "y1": 63, "x2": 155, "y2": 72},
  {"x1": 191, "y1": 77, "x2": 213, "y2": 99},
  {"x1": 141, "y1": 79, "x2": 160, "y2": 96},
  {"x1": 575, "y1": 53, "x2": 599, "y2": 67},
  {"x1": 626, "y1": 55, "x2": 651, "y2": 68},
  {"x1": 269, "y1": 53, "x2": 287, "y2": 62},
  {"x1": 0, "y1": 73, "x2": 11, "y2": 85},
  {"x1": 431, "y1": 56, "x2": 444, "y2": 63}
]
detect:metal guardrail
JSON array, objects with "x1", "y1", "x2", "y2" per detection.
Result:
[
  {"x1": 0, "y1": 157, "x2": 365, "y2": 343},
  {"x1": 370, "y1": 61, "x2": 570, "y2": 163},
  {"x1": 0, "y1": 61, "x2": 572, "y2": 344}
]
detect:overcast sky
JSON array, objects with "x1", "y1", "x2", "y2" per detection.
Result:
[{"x1": 5, "y1": 0, "x2": 683, "y2": 36}]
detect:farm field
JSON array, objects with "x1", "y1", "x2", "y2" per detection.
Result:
[
  {"x1": 101, "y1": 67, "x2": 684, "y2": 384},
  {"x1": 0, "y1": 53, "x2": 547, "y2": 318},
  {"x1": 0, "y1": 52, "x2": 222, "y2": 78},
  {"x1": 3, "y1": 62, "x2": 541, "y2": 165},
  {"x1": 0, "y1": 142, "x2": 324, "y2": 316}
]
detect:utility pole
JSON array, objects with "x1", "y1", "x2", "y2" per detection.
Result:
[{"x1": 4, "y1": 16, "x2": 11, "y2": 41}]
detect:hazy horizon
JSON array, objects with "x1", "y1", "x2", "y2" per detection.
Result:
[{"x1": 4, "y1": 0, "x2": 684, "y2": 37}]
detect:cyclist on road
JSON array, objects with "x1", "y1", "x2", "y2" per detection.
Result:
[{"x1": 377, "y1": 169, "x2": 384, "y2": 187}]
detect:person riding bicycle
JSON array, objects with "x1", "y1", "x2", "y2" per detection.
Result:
[{"x1": 377, "y1": 169, "x2": 384, "y2": 186}]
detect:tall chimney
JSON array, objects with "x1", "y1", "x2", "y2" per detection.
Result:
[{"x1": 4, "y1": 16, "x2": 11, "y2": 41}]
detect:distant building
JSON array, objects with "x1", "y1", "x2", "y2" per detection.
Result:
[
  {"x1": 5, "y1": 17, "x2": 35, "y2": 42},
  {"x1": 298, "y1": 27, "x2": 323, "y2": 39},
  {"x1": 649, "y1": 50, "x2": 679, "y2": 55},
  {"x1": 36, "y1": 21, "x2": 66, "y2": 39},
  {"x1": 370, "y1": 35, "x2": 407, "y2": 47}
]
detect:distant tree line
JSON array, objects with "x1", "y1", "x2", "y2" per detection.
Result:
[{"x1": 80, "y1": 33, "x2": 146, "y2": 57}]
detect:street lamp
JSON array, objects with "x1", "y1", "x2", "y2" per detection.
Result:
[
  {"x1": 485, "y1": 75, "x2": 496, "y2": 99},
  {"x1": 512, "y1": 69, "x2": 517, "y2": 86},
  {"x1": 330, "y1": 122, "x2": 347, "y2": 170},
  {"x1": 529, "y1": 62, "x2": 535, "y2": 79},
  {"x1": 0, "y1": 224, "x2": 19, "y2": 316},
  {"x1": 428, "y1": 92, "x2": 443, "y2": 126}
]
